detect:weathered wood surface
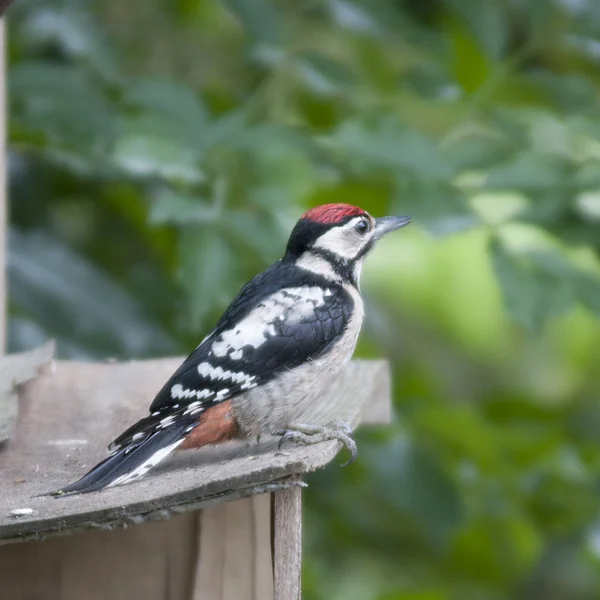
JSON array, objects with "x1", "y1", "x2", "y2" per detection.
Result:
[
  {"x1": 0, "y1": 342, "x2": 54, "y2": 442},
  {"x1": 0, "y1": 356, "x2": 390, "y2": 544},
  {"x1": 273, "y1": 485, "x2": 302, "y2": 600},
  {"x1": 191, "y1": 494, "x2": 273, "y2": 599},
  {"x1": 0, "y1": 496, "x2": 273, "y2": 600}
]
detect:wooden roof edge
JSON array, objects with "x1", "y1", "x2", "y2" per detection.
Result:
[{"x1": 0, "y1": 354, "x2": 392, "y2": 543}]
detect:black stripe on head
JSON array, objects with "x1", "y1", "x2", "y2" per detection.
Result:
[{"x1": 284, "y1": 216, "x2": 357, "y2": 259}]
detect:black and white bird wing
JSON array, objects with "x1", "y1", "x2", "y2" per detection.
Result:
[
  {"x1": 110, "y1": 272, "x2": 352, "y2": 450},
  {"x1": 51, "y1": 266, "x2": 353, "y2": 495}
]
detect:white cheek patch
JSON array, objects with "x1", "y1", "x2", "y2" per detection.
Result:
[
  {"x1": 312, "y1": 217, "x2": 371, "y2": 260},
  {"x1": 295, "y1": 252, "x2": 341, "y2": 281}
]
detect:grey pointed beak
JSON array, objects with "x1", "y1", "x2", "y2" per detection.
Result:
[{"x1": 372, "y1": 215, "x2": 411, "y2": 241}]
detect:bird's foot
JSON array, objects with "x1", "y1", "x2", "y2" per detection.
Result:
[{"x1": 277, "y1": 420, "x2": 357, "y2": 466}]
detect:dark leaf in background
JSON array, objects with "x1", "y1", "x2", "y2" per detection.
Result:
[
  {"x1": 485, "y1": 153, "x2": 567, "y2": 192},
  {"x1": 488, "y1": 239, "x2": 600, "y2": 331},
  {"x1": 177, "y1": 227, "x2": 237, "y2": 329},
  {"x1": 112, "y1": 132, "x2": 204, "y2": 183},
  {"x1": 221, "y1": 0, "x2": 282, "y2": 45},
  {"x1": 489, "y1": 239, "x2": 572, "y2": 331},
  {"x1": 375, "y1": 438, "x2": 464, "y2": 549},
  {"x1": 10, "y1": 63, "x2": 118, "y2": 152},
  {"x1": 393, "y1": 180, "x2": 479, "y2": 237},
  {"x1": 16, "y1": 6, "x2": 120, "y2": 82},
  {"x1": 443, "y1": 0, "x2": 507, "y2": 60},
  {"x1": 149, "y1": 190, "x2": 215, "y2": 225},
  {"x1": 125, "y1": 78, "x2": 208, "y2": 120},
  {"x1": 295, "y1": 52, "x2": 357, "y2": 97},
  {"x1": 441, "y1": 128, "x2": 517, "y2": 172},
  {"x1": 333, "y1": 117, "x2": 453, "y2": 179},
  {"x1": 8, "y1": 229, "x2": 175, "y2": 358}
]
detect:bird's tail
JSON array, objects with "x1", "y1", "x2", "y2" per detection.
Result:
[{"x1": 49, "y1": 422, "x2": 190, "y2": 496}]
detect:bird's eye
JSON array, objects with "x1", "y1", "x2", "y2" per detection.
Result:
[{"x1": 354, "y1": 219, "x2": 370, "y2": 235}]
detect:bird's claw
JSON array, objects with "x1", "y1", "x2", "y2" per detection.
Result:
[
  {"x1": 276, "y1": 419, "x2": 357, "y2": 466},
  {"x1": 277, "y1": 430, "x2": 297, "y2": 452}
]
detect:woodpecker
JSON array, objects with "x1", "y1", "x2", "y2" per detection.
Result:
[{"x1": 52, "y1": 203, "x2": 411, "y2": 495}]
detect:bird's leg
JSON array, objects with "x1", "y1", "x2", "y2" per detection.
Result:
[{"x1": 277, "y1": 419, "x2": 357, "y2": 466}]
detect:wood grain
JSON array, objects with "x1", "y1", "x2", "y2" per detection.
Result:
[
  {"x1": 192, "y1": 494, "x2": 273, "y2": 600},
  {"x1": 0, "y1": 342, "x2": 54, "y2": 442},
  {"x1": 0, "y1": 512, "x2": 198, "y2": 600},
  {"x1": 273, "y1": 486, "x2": 302, "y2": 600},
  {"x1": 0, "y1": 357, "x2": 390, "y2": 543},
  {"x1": 0, "y1": 494, "x2": 277, "y2": 600},
  {"x1": 0, "y1": 355, "x2": 391, "y2": 599}
]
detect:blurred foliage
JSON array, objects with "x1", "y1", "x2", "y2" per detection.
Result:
[{"x1": 7, "y1": 0, "x2": 600, "y2": 597}]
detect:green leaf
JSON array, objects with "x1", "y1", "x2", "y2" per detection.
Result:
[
  {"x1": 177, "y1": 228, "x2": 236, "y2": 327},
  {"x1": 295, "y1": 53, "x2": 356, "y2": 96},
  {"x1": 149, "y1": 191, "x2": 215, "y2": 225},
  {"x1": 112, "y1": 133, "x2": 203, "y2": 183},
  {"x1": 10, "y1": 63, "x2": 117, "y2": 151},
  {"x1": 485, "y1": 153, "x2": 566, "y2": 191},
  {"x1": 525, "y1": 250, "x2": 600, "y2": 319},
  {"x1": 442, "y1": 130, "x2": 516, "y2": 172},
  {"x1": 393, "y1": 180, "x2": 479, "y2": 236},
  {"x1": 489, "y1": 240, "x2": 577, "y2": 331},
  {"x1": 222, "y1": 0, "x2": 282, "y2": 45},
  {"x1": 8, "y1": 229, "x2": 174, "y2": 358},
  {"x1": 333, "y1": 117, "x2": 452, "y2": 179},
  {"x1": 124, "y1": 78, "x2": 209, "y2": 141},
  {"x1": 376, "y1": 439, "x2": 464, "y2": 547},
  {"x1": 224, "y1": 208, "x2": 286, "y2": 262},
  {"x1": 443, "y1": 0, "x2": 507, "y2": 60},
  {"x1": 452, "y1": 515, "x2": 541, "y2": 584},
  {"x1": 448, "y1": 16, "x2": 491, "y2": 93},
  {"x1": 413, "y1": 407, "x2": 503, "y2": 471},
  {"x1": 20, "y1": 8, "x2": 120, "y2": 82}
]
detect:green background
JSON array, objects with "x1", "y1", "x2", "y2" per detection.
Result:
[{"x1": 7, "y1": 0, "x2": 600, "y2": 598}]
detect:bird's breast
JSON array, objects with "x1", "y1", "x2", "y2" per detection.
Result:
[{"x1": 232, "y1": 285, "x2": 364, "y2": 435}]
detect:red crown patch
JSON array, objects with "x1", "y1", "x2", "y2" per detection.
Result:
[{"x1": 302, "y1": 204, "x2": 367, "y2": 225}]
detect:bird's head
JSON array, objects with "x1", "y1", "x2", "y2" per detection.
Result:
[{"x1": 284, "y1": 203, "x2": 411, "y2": 285}]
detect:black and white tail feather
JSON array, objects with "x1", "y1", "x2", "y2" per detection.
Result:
[{"x1": 52, "y1": 419, "x2": 193, "y2": 495}]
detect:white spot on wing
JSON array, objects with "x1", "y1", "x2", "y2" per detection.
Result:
[
  {"x1": 211, "y1": 287, "x2": 327, "y2": 358},
  {"x1": 171, "y1": 383, "x2": 214, "y2": 401}
]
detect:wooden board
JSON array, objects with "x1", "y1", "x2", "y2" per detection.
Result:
[
  {"x1": 0, "y1": 494, "x2": 273, "y2": 600},
  {"x1": 273, "y1": 485, "x2": 302, "y2": 600},
  {"x1": 0, "y1": 342, "x2": 54, "y2": 442},
  {"x1": 0, "y1": 356, "x2": 390, "y2": 544}
]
